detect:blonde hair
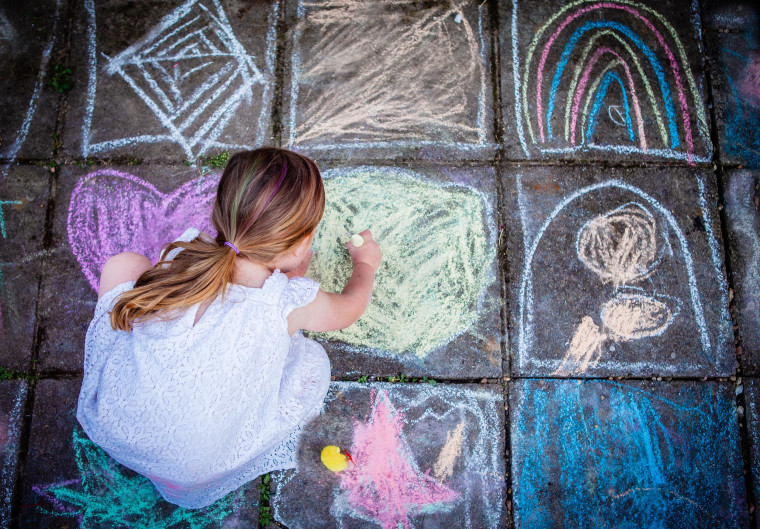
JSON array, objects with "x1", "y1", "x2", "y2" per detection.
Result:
[{"x1": 110, "y1": 147, "x2": 325, "y2": 331}]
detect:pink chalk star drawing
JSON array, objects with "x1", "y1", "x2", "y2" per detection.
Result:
[{"x1": 339, "y1": 390, "x2": 459, "y2": 529}]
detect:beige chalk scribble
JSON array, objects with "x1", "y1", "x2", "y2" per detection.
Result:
[
  {"x1": 294, "y1": 0, "x2": 485, "y2": 144},
  {"x1": 556, "y1": 291, "x2": 680, "y2": 375},
  {"x1": 555, "y1": 202, "x2": 682, "y2": 375},
  {"x1": 600, "y1": 293, "x2": 677, "y2": 341},
  {"x1": 307, "y1": 167, "x2": 494, "y2": 357},
  {"x1": 560, "y1": 316, "x2": 607, "y2": 374},
  {"x1": 433, "y1": 422, "x2": 466, "y2": 482},
  {"x1": 576, "y1": 203, "x2": 659, "y2": 287}
]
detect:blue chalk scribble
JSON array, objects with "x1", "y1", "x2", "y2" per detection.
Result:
[{"x1": 511, "y1": 380, "x2": 747, "y2": 529}]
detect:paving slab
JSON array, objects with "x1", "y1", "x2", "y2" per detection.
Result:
[
  {"x1": 510, "y1": 378, "x2": 748, "y2": 529},
  {"x1": 282, "y1": 0, "x2": 496, "y2": 162},
  {"x1": 503, "y1": 165, "x2": 733, "y2": 377},
  {"x1": 0, "y1": 0, "x2": 63, "y2": 162},
  {"x1": 744, "y1": 378, "x2": 760, "y2": 511},
  {"x1": 0, "y1": 380, "x2": 27, "y2": 529},
  {"x1": 306, "y1": 163, "x2": 503, "y2": 379},
  {"x1": 20, "y1": 377, "x2": 259, "y2": 528},
  {"x1": 724, "y1": 170, "x2": 760, "y2": 374},
  {"x1": 271, "y1": 381, "x2": 507, "y2": 529},
  {"x1": 0, "y1": 166, "x2": 50, "y2": 372},
  {"x1": 37, "y1": 163, "x2": 215, "y2": 371},
  {"x1": 500, "y1": 0, "x2": 712, "y2": 165},
  {"x1": 703, "y1": 2, "x2": 760, "y2": 168},
  {"x1": 62, "y1": 0, "x2": 277, "y2": 162}
]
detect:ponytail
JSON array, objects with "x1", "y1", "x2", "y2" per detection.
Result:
[
  {"x1": 108, "y1": 147, "x2": 325, "y2": 332},
  {"x1": 110, "y1": 233, "x2": 237, "y2": 331}
]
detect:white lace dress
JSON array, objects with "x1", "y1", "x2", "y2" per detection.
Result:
[{"x1": 76, "y1": 229, "x2": 331, "y2": 509}]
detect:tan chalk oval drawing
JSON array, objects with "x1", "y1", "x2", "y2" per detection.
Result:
[
  {"x1": 600, "y1": 290, "x2": 681, "y2": 341},
  {"x1": 576, "y1": 202, "x2": 661, "y2": 287},
  {"x1": 307, "y1": 167, "x2": 495, "y2": 357}
]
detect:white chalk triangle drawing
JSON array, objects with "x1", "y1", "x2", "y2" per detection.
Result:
[{"x1": 85, "y1": 0, "x2": 269, "y2": 158}]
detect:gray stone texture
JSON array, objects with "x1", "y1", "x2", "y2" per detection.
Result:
[
  {"x1": 703, "y1": 2, "x2": 760, "y2": 168},
  {"x1": 500, "y1": 0, "x2": 713, "y2": 164},
  {"x1": 0, "y1": 380, "x2": 27, "y2": 529},
  {"x1": 0, "y1": 0, "x2": 62, "y2": 162},
  {"x1": 0, "y1": 166, "x2": 50, "y2": 372},
  {"x1": 62, "y1": 0, "x2": 277, "y2": 162},
  {"x1": 744, "y1": 378, "x2": 760, "y2": 513},
  {"x1": 724, "y1": 170, "x2": 760, "y2": 374},
  {"x1": 282, "y1": 0, "x2": 496, "y2": 162},
  {"x1": 271, "y1": 381, "x2": 507, "y2": 529},
  {"x1": 36, "y1": 163, "x2": 211, "y2": 371},
  {"x1": 510, "y1": 378, "x2": 748, "y2": 529},
  {"x1": 307, "y1": 161, "x2": 504, "y2": 379},
  {"x1": 503, "y1": 165, "x2": 734, "y2": 377}
]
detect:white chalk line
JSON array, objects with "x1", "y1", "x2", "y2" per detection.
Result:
[
  {"x1": 518, "y1": 179, "x2": 713, "y2": 373},
  {"x1": 1, "y1": 0, "x2": 62, "y2": 166},
  {"x1": 0, "y1": 382, "x2": 27, "y2": 529},
  {"x1": 512, "y1": 0, "x2": 529, "y2": 156},
  {"x1": 536, "y1": 144, "x2": 712, "y2": 163},
  {"x1": 696, "y1": 173, "x2": 733, "y2": 353}
]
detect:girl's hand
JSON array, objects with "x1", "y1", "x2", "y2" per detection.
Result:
[{"x1": 347, "y1": 230, "x2": 382, "y2": 273}]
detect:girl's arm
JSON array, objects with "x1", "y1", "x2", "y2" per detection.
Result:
[
  {"x1": 98, "y1": 252, "x2": 152, "y2": 300},
  {"x1": 287, "y1": 230, "x2": 382, "y2": 335}
]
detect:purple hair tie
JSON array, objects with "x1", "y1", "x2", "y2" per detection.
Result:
[{"x1": 224, "y1": 241, "x2": 240, "y2": 255}]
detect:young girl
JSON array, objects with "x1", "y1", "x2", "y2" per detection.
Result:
[{"x1": 76, "y1": 147, "x2": 381, "y2": 509}]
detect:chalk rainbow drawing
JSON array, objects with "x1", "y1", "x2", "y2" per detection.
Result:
[
  {"x1": 81, "y1": 0, "x2": 275, "y2": 159},
  {"x1": 1, "y1": 382, "x2": 26, "y2": 529},
  {"x1": 512, "y1": 0, "x2": 710, "y2": 163},
  {"x1": 308, "y1": 167, "x2": 496, "y2": 357},
  {"x1": 511, "y1": 380, "x2": 748, "y2": 528},
  {"x1": 289, "y1": 0, "x2": 490, "y2": 151},
  {"x1": 516, "y1": 175, "x2": 730, "y2": 375},
  {"x1": 33, "y1": 426, "x2": 253, "y2": 528},
  {"x1": 272, "y1": 383, "x2": 505, "y2": 529},
  {"x1": 67, "y1": 170, "x2": 219, "y2": 291}
]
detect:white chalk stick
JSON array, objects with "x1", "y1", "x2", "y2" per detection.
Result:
[{"x1": 350, "y1": 233, "x2": 365, "y2": 247}]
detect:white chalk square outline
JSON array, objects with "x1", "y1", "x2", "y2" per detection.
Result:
[
  {"x1": 81, "y1": 0, "x2": 277, "y2": 159},
  {"x1": 287, "y1": 1, "x2": 494, "y2": 153}
]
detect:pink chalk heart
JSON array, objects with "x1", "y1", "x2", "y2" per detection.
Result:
[{"x1": 67, "y1": 169, "x2": 220, "y2": 291}]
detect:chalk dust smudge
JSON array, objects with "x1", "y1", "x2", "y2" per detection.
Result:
[
  {"x1": 293, "y1": 0, "x2": 486, "y2": 146},
  {"x1": 308, "y1": 167, "x2": 494, "y2": 357},
  {"x1": 433, "y1": 422, "x2": 466, "y2": 482},
  {"x1": 1, "y1": 382, "x2": 27, "y2": 529}
]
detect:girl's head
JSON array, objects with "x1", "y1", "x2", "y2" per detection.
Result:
[{"x1": 110, "y1": 147, "x2": 325, "y2": 331}]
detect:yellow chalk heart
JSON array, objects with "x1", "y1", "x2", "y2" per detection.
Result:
[{"x1": 321, "y1": 445, "x2": 349, "y2": 472}]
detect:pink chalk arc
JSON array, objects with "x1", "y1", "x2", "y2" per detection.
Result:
[{"x1": 569, "y1": 46, "x2": 646, "y2": 150}]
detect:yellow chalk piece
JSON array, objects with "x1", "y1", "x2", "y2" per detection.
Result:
[
  {"x1": 350, "y1": 233, "x2": 365, "y2": 247},
  {"x1": 321, "y1": 445, "x2": 349, "y2": 472}
]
